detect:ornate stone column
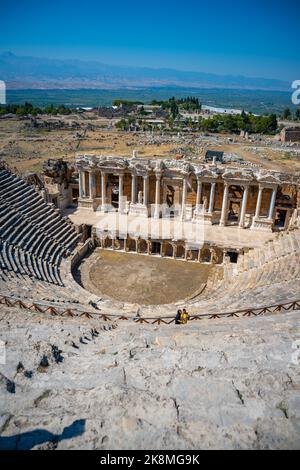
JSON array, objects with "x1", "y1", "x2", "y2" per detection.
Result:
[
  {"x1": 131, "y1": 173, "x2": 137, "y2": 204},
  {"x1": 154, "y1": 172, "x2": 161, "y2": 219},
  {"x1": 89, "y1": 171, "x2": 96, "y2": 199},
  {"x1": 160, "y1": 243, "x2": 164, "y2": 257},
  {"x1": 84, "y1": 171, "x2": 89, "y2": 198},
  {"x1": 196, "y1": 177, "x2": 202, "y2": 210},
  {"x1": 118, "y1": 173, "x2": 124, "y2": 212},
  {"x1": 143, "y1": 175, "x2": 149, "y2": 206},
  {"x1": 78, "y1": 170, "x2": 84, "y2": 198},
  {"x1": 210, "y1": 247, "x2": 215, "y2": 264},
  {"x1": 219, "y1": 182, "x2": 229, "y2": 226},
  {"x1": 208, "y1": 181, "x2": 216, "y2": 214},
  {"x1": 239, "y1": 185, "x2": 249, "y2": 228},
  {"x1": 268, "y1": 187, "x2": 277, "y2": 220},
  {"x1": 181, "y1": 177, "x2": 188, "y2": 220},
  {"x1": 101, "y1": 172, "x2": 107, "y2": 211},
  {"x1": 254, "y1": 185, "x2": 263, "y2": 219}
]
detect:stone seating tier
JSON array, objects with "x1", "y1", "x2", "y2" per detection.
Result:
[{"x1": 0, "y1": 167, "x2": 80, "y2": 287}]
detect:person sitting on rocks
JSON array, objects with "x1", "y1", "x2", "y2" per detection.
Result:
[
  {"x1": 180, "y1": 308, "x2": 189, "y2": 324},
  {"x1": 175, "y1": 309, "x2": 182, "y2": 324}
]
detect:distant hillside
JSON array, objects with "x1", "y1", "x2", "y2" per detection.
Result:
[{"x1": 0, "y1": 52, "x2": 290, "y2": 92}]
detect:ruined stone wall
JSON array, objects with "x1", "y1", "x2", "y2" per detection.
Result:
[
  {"x1": 149, "y1": 175, "x2": 156, "y2": 204},
  {"x1": 214, "y1": 183, "x2": 223, "y2": 210},
  {"x1": 186, "y1": 176, "x2": 197, "y2": 207},
  {"x1": 123, "y1": 173, "x2": 132, "y2": 201},
  {"x1": 281, "y1": 127, "x2": 300, "y2": 142},
  {"x1": 96, "y1": 172, "x2": 101, "y2": 197}
]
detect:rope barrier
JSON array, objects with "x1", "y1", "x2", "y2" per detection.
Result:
[{"x1": 0, "y1": 293, "x2": 299, "y2": 324}]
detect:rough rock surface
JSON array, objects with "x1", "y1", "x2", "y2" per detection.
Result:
[{"x1": 0, "y1": 307, "x2": 300, "y2": 450}]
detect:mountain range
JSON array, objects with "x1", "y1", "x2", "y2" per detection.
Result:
[{"x1": 0, "y1": 51, "x2": 290, "y2": 91}]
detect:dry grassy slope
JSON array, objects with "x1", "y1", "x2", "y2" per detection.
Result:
[
  {"x1": 0, "y1": 306, "x2": 300, "y2": 449},
  {"x1": 0, "y1": 116, "x2": 298, "y2": 173}
]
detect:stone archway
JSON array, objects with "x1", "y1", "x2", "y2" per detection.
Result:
[
  {"x1": 126, "y1": 237, "x2": 136, "y2": 252},
  {"x1": 187, "y1": 249, "x2": 199, "y2": 261},
  {"x1": 164, "y1": 241, "x2": 173, "y2": 257},
  {"x1": 114, "y1": 237, "x2": 124, "y2": 250},
  {"x1": 176, "y1": 243, "x2": 185, "y2": 259},
  {"x1": 139, "y1": 239, "x2": 148, "y2": 253},
  {"x1": 227, "y1": 185, "x2": 243, "y2": 225},
  {"x1": 151, "y1": 241, "x2": 161, "y2": 255},
  {"x1": 212, "y1": 247, "x2": 223, "y2": 264},
  {"x1": 200, "y1": 246, "x2": 211, "y2": 263},
  {"x1": 103, "y1": 236, "x2": 112, "y2": 249}
]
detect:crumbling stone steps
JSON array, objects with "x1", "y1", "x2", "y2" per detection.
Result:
[
  {"x1": 0, "y1": 175, "x2": 18, "y2": 190},
  {"x1": 1, "y1": 187, "x2": 37, "y2": 207},
  {"x1": 18, "y1": 249, "x2": 32, "y2": 277},
  {"x1": 27, "y1": 206, "x2": 50, "y2": 224},
  {"x1": 0, "y1": 182, "x2": 30, "y2": 200},
  {"x1": 50, "y1": 223, "x2": 74, "y2": 242},
  {"x1": 35, "y1": 211, "x2": 61, "y2": 230},
  {"x1": 0, "y1": 212, "x2": 20, "y2": 237},
  {"x1": 18, "y1": 194, "x2": 43, "y2": 212},
  {"x1": 26, "y1": 252, "x2": 40, "y2": 280},
  {"x1": 38, "y1": 237, "x2": 61, "y2": 262},
  {"x1": 42, "y1": 259, "x2": 56, "y2": 284}
]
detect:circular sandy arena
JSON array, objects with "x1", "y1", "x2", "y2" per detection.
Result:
[{"x1": 78, "y1": 249, "x2": 212, "y2": 305}]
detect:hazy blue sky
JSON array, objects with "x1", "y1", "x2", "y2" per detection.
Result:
[{"x1": 0, "y1": 0, "x2": 299, "y2": 80}]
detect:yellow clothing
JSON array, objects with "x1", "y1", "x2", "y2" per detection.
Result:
[{"x1": 180, "y1": 311, "x2": 189, "y2": 324}]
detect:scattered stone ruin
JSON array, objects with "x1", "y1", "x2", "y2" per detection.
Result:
[
  {"x1": 42, "y1": 158, "x2": 78, "y2": 209},
  {"x1": 279, "y1": 126, "x2": 300, "y2": 143}
]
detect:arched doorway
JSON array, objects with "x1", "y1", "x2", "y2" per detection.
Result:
[
  {"x1": 126, "y1": 237, "x2": 136, "y2": 252},
  {"x1": 151, "y1": 241, "x2": 161, "y2": 255},
  {"x1": 139, "y1": 239, "x2": 148, "y2": 253},
  {"x1": 176, "y1": 244, "x2": 185, "y2": 259},
  {"x1": 227, "y1": 185, "x2": 243, "y2": 225}
]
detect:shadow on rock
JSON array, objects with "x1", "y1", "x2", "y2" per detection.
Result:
[{"x1": 0, "y1": 419, "x2": 85, "y2": 450}]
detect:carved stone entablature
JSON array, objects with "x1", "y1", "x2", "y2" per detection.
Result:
[
  {"x1": 97, "y1": 159, "x2": 128, "y2": 172},
  {"x1": 75, "y1": 155, "x2": 299, "y2": 189},
  {"x1": 162, "y1": 159, "x2": 191, "y2": 175},
  {"x1": 129, "y1": 159, "x2": 152, "y2": 176},
  {"x1": 76, "y1": 154, "x2": 99, "y2": 170},
  {"x1": 76, "y1": 154, "x2": 129, "y2": 172},
  {"x1": 222, "y1": 169, "x2": 254, "y2": 186},
  {"x1": 197, "y1": 168, "x2": 219, "y2": 182},
  {"x1": 257, "y1": 172, "x2": 281, "y2": 188},
  {"x1": 251, "y1": 218, "x2": 273, "y2": 231}
]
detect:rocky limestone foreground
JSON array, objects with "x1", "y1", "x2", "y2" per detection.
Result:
[{"x1": 0, "y1": 307, "x2": 300, "y2": 450}]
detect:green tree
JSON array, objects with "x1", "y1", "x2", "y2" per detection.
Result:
[
  {"x1": 115, "y1": 119, "x2": 128, "y2": 130},
  {"x1": 169, "y1": 97, "x2": 179, "y2": 119},
  {"x1": 283, "y1": 107, "x2": 291, "y2": 120}
]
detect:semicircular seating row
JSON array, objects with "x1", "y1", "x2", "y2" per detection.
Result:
[
  {"x1": 189, "y1": 228, "x2": 300, "y2": 314},
  {"x1": 0, "y1": 167, "x2": 80, "y2": 291},
  {"x1": 1, "y1": 164, "x2": 300, "y2": 316}
]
